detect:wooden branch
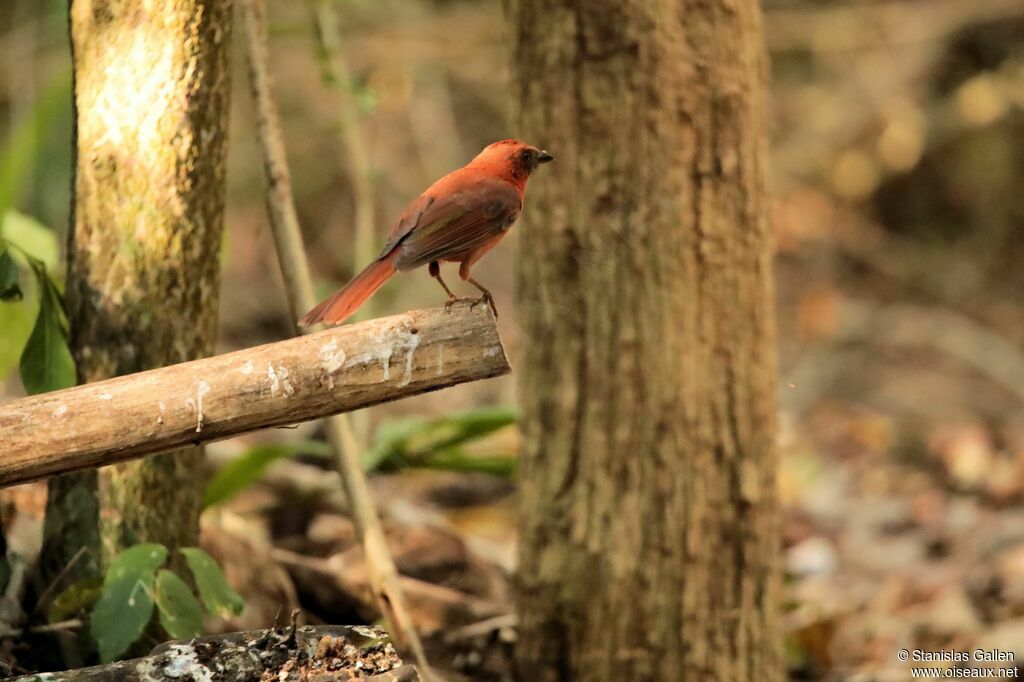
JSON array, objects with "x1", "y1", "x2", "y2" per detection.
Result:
[
  {"x1": 0, "y1": 304, "x2": 508, "y2": 488},
  {"x1": 13, "y1": 624, "x2": 419, "y2": 681}
]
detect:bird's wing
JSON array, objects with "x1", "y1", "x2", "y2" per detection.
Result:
[
  {"x1": 379, "y1": 173, "x2": 521, "y2": 270},
  {"x1": 377, "y1": 191, "x2": 437, "y2": 259}
]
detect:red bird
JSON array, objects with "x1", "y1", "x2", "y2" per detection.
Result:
[{"x1": 299, "y1": 139, "x2": 553, "y2": 327}]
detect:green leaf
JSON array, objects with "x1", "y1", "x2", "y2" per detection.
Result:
[
  {"x1": 361, "y1": 416, "x2": 429, "y2": 471},
  {"x1": 412, "y1": 406, "x2": 517, "y2": 452},
  {"x1": 0, "y1": 292, "x2": 33, "y2": 378},
  {"x1": 105, "y1": 543, "x2": 168, "y2": 587},
  {"x1": 154, "y1": 569, "x2": 203, "y2": 640},
  {"x1": 18, "y1": 258, "x2": 75, "y2": 395},
  {"x1": 0, "y1": 246, "x2": 20, "y2": 301},
  {"x1": 0, "y1": 219, "x2": 61, "y2": 379},
  {"x1": 1, "y1": 211, "x2": 59, "y2": 272},
  {"x1": 364, "y1": 407, "x2": 517, "y2": 473},
  {"x1": 48, "y1": 577, "x2": 103, "y2": 623},
  {"x1": 203, "y1": 441, "x2": 330, "y2": 508},
  {"x1": 420, "y1": 449, "x2": 517, "y2": 477},
  {"x1": 91, "y1": 572, "x2": 155, "y2": 663},
  {"x1": 180, "y1": 547, "x2": 244, "y2": 617}
]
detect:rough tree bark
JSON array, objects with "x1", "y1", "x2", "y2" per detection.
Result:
[
  {"x1": 41, "y1": 0, "x2": 234, "y2": 584},
  {"x1": 509, "y1": 1, "x2": 781, "y2": 680}
]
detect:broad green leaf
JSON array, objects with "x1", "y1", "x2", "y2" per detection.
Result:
[
  {"x1": 154, "y1": 569, "x2": 203, "y2": 640},
  {"x1": 0, "y1": 295, "x2": 33, "y2": 377},
  {"x1": 18, "y1": 259, "x2": 75, "y2": 395},
  {"x1": 1, "y1": 211, "x2": 59, "y2": 272},
  {"x1": 203, "y1": 441, "x2": 330, "y2": 508},
  {"x1": 0, "y1": 246, "x2": 20, "y2": 301},
  {"x1": 105, "y1": 543, "x2": 168, "y2": 587},
  {"x1": 180, "y1": 547, "x2": 244, "y2": 617},
  {"x1": 91, "y1": 572, "x2": 155, "y2": 662},
  {"x1": 0, "y1": 226, "x2": 61, "y2": 380},
  {"x1": 48, "y1": 577, "x2": 103, "y2": 623}
]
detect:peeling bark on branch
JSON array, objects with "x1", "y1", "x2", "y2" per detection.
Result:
[{"x1": 0, "y1": 304, "x2": 508, "y2": 488}]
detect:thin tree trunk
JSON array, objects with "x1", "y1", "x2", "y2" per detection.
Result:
[
  {"x1": 41, "y1": 0, "x2": 234, "y2": 590},
  {"x1": 509, "y1": 0, "x2": 781, "y2": 680}
]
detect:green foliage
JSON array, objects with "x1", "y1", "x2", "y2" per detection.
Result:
[
  {"x1": 90, "y1": 571, "x2": 155, "y2": 663},
  {"x1": 203, "y1": 409, "x2": 516, "y2": 511},
  {"x1": 1, "y1": 211, "x2": 71, "y2": 387},
  {"x1": 3, "y1": 211, "x2": 60, "y2": 271},
  {"x1": 90, "y1": 543, "x2": 169, "y2": 661},
  {"x1": 0, "y1": 246, "x2": 21, "y2": 301},
  {"x1": 0, "y1": 73, "x2": 71, "y2": 228},
  {"x1": 104, "y1": 544, "x2": 168, "y2": 586},
  {"x1": 0, "y1": 67, "x2": 71, "y2": 384},
  {"x1": 180, "y1": 547, "x2": 244, "y2": 617},
  {"x1": 47, "y1": 577, "x2": 102, "y2": 624},
  {"x1": 154, "y1": 570, "x2": 203, "y2": 640},
  {"x1": 363, "y1": 406, "x2": 517, "y2": 476},
  {"x1": 203, "y1": 441, "x2": 331, "y2": 508},
  {"x1": 83, "y1": 543, "x2": 243, "y2": 662},
  {"x1": 18, "y1": 256, "x2": 75, "y2": 395}
]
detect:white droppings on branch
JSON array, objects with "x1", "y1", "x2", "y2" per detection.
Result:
[
  {"x1": 366, "y1": 318, "x2": 423, "y2": 384},
  {"x1": 240, "y1": 359, "x2": 254, "y2": 375},
  {"x1": 319, "y1": 341, "x2": 347, "y2": 389},
  {"x1": 267, "y1": 362, "x2": 280, "y2": 397},
  {"x1": 377, "y1": 345, "x2": 394, "y2": 381},
  {"x1": 52, "y1": 405, "x2": 68, "y2": 419},
  {"x1": 185, "y1": 381, "x2": 211, "y2": 432},
  {"x1": 436, "y1": 346, "x2": 445, "y2": 376},
  {"x1": 346, "y1": 351, "x2": 373, "y2": 369},
  {"x1": 277, "y1": 365, "x2": 295, "y2": 397},
  {"x1": 398, "y1": 332, "x2": 421, "y2": 388},
  {"x1": 158, "y1": 401, "x2": 166, "y2": 425},
  {"x1": 484, "y1": 346, "x2": 501, "y2": 358},
  {"x1": 319, "y1": 341, "x2": 346, "y2": 373},
  {"x1": 99, "y1": 391, "x2": 113, "y2": 400}
]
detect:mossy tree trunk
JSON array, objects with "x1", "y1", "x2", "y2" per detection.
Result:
[
  {"x1": 41, "y1": 0, "x2": 233, "y2": 588},
  {"x1": 509, "y1": 0, "x2": 782, "y2": 680}
]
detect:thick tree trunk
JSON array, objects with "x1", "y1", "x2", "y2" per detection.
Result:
[
  {"x1": 41, "y1": 0, "x2": 234, "y2": 583},
  {"x1": 509, "y1": 1, "x2": 781, "y2": 680}
]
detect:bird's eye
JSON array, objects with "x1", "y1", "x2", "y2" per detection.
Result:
[{"x1": 520, "y1": 150, "x2": 532, "y2": 161}]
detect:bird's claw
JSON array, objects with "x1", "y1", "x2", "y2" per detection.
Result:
[
  {"x1": 443, "y1": 294, "x2": 497, "y2": 317},
  {"x1": 444, "y1": 296, "x2": 474, "y2": 312},
  {"x1": 470, "y1": 292, "x2": 498, "y2": 318}
]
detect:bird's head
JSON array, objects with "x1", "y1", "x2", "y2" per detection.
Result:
[{"x1": 470, "y1": 139, "x2": 554, "y2": 184}]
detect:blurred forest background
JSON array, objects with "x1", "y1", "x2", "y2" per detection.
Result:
[{"x1": 1, "y1": 0, "x2": 1023, "y2": 679}]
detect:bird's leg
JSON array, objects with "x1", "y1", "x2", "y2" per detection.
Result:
[
  {"x1": 430, "y1": 261, "x2": 472, "y2": 311},
  {"x1": 463, "y1": 273, "x2": 498, "y2": 318},
  {"x1": 429, "y1": 262, "x2": 457, "y2": 299}
]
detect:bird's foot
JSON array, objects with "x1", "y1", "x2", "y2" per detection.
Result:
[
  {"x1": 444, "y1": 296, "x2": 476, "y2": 312},
  {"x1": 471, "y1": 292, "x2": 498, "y2": 318}
]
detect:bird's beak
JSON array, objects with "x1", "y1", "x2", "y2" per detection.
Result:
[{"x1": 536, "y1": 150, "x2": 555, "y2": 164}]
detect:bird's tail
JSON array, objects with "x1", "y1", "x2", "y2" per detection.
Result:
[{"x1": 299, "y1": 257, "x2": 397, "y2": 327}]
